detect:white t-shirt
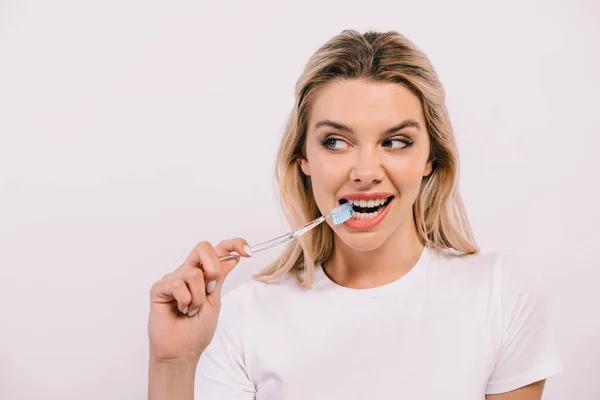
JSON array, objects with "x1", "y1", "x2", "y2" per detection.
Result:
[{"x1": 196, "y1": 246, "x2": 562, "y2": 399}]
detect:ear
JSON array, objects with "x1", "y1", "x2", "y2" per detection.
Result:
[
  {"x1": 423, "y1": 158, "x2": 434, "y2": 177},
  {"x1": 297, "y1": 157, "x2": 311, "y2": 176}
]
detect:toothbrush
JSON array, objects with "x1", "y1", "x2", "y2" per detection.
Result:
[{"x1": 217, "y1": 202, "x2": 353, "y2": 263}]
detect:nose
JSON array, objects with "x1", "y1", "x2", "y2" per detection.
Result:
[{"x1": 349, "y1": 147, "x2": 384, "y2": 186}]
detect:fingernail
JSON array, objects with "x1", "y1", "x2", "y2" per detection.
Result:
[
  {"x1": 182, "y1": 306, "x2": 188, "y2": 314},
  {"x1": 188, "y1": 308, "x2": 199, "y2": 317},
  {"x1": 244, "y1": 245, "x2": 253, "y2": 257},
  {"x1": 207, "y1": 280, "x2": 217, "y2": 294}
]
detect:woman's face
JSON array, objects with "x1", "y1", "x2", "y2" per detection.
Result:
[{"x1": 299, "y1": 79, "x2": 433, "y2": 251}]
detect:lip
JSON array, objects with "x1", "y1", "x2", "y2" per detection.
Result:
[{"x1": 341, "y1": 195, "x2": 395, "y2": 230}]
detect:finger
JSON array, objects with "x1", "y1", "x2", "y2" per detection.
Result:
[
  {"x1": 183, "y1": 240, "x2": 217, "y2": 269},
  {"x1": 151, "y1": 276, "x2": 192, "y2": 314},
  {"x1": 181, "y1": 268, "x2": 207, "y2": 316},
  {"x1": 214, "y1": 237, "x2": 252, "y2": 258},
  {"x1": 180, "y1": 241, "x2": 221, "y2": 292},
  {"x1": 182, "y1": 238, "x2": 252, "y2": 295},
  {"x1": 200, "y1": 238, "x2": 252, "y2": 300},
  {"x1": 195, "y1": 241, "x2": 222, "y2": 283},
  {"x1": 214, "y1": 237, "x2": 252, "y2": 276}
]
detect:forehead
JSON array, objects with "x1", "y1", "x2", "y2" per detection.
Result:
[{"x1": 308, "y1": 79, "x2": 425, "y2": 129}]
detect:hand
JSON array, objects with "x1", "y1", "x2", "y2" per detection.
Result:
[{"x1": 148, "y1": 238, "x2": 252, "y2": 364}]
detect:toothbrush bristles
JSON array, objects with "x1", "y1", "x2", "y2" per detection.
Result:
[{"x1": 329, "y1": 202, "x2": 353, "y2": 225}]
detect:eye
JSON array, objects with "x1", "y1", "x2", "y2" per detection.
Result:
[
  {"x1": 321, "y1": 137, "x2": 349, "y2": 150},
  {"x1": 382, "y1": 137, "x2": 413, "y2": 149}
]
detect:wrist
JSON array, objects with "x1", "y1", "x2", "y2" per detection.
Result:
[
  {"x1": 149, "y1": 355, "x2": 199, "y2": 372},
  {"x1": 149, "y1": 346, "x2": 202, "y2": 366},
  {"x1": 148, "y1": 357, "x2": 199, "y2": 400}
]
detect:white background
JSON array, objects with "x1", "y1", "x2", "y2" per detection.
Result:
[{"x1": 1, "y1": 0, "x2": 598, "y2": 398}]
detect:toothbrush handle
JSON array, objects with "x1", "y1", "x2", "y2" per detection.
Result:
[
  {"x1": 215, "y1": 215, "x2": 327, "y2": 264},
  {"x1": 217, "y1": 232, "x2": 292, "y2": 263},
  {"x1": 218, "y1": 253, "x2": 243, "y2": 263}
]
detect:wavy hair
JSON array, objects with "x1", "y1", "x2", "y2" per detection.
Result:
[{"x1": 253, "y1": 30, "x2": 479, "y2": 288}]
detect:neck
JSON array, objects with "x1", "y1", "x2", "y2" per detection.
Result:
[{"x1": 323, "y1": 217, "x2": 425, "y2": 289}]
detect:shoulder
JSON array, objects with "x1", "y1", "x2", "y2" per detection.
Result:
[
  {"x1": 426, "y1": 247, "x2": 501, "y2": 287},
  {"x1": 429, "y1": 247, "x2": 501, "y2": 272},
  {"x1": 430, "y1": 247, "x2": 533, "y2": 280},
  {"x1": 426, "y1": 247, "x2": 542, "y2": 304}
]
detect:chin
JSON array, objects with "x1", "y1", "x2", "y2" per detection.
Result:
[{"x1": 334, "y1": 229, "x2": 390, "y2": 252}]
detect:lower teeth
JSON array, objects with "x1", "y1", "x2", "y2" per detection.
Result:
[
  {"x1": 352, "y1": 211, "x2": 379, "y2": 219},
  {"x1": 351, "y1": 206, "x2": 384, "y2": 219}
]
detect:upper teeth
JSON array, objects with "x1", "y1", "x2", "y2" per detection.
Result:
[{"x1": 347, "y1": 198, "x2": 388, "y2": 208}]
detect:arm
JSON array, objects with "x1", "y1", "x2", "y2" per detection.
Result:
[
  {"x1": 148, "y1": 358, "x2": 197, "y2": 400},
  {"x1": 486, "y1": 379, "x2": 545, "y2": 400},
  {"x1": 147, "y1": 239, "x2": 253, "y2": 400},
  {"x1": 485, "y1": 255, "x2": 561, "y2": 396}
]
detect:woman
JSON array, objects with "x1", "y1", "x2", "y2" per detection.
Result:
[{"x1": 148, "y1": 30, "x2": 562, "y2": 399}]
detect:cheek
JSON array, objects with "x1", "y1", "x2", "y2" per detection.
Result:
[
  {"x1": 386, "y1": 158, "x2": 427, "y2": 192},
  {"x1": 308, "y1": 156, "x2": 348, "y2": 190}
]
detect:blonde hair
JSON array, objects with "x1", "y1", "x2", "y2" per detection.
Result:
[{"x1": 253, "y1": 30, "x2": 479, "y2": 288}]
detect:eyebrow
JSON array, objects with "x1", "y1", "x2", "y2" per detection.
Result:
[{"x1": 313, "y1": 119, "x2": 421, "y2": 135}]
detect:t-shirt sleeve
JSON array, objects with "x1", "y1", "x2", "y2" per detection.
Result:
[
  {"x1": 195, "y1": 289, "x2": 256, "y2": 400},
  {"x1": 485, "y1": 254, "x2": 563, "y2": 395}
]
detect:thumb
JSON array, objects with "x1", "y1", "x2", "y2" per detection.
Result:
[
  {"x1": 209, "y1": 258, "x2": 238, "y2": 300},
  {"x1": 208, "y1": 237, "x2": 252, "y2": 299}
]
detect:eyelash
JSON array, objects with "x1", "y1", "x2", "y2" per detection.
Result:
[{"x1": 320, "y1": 135, "x2": 414, "y2": 151}]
